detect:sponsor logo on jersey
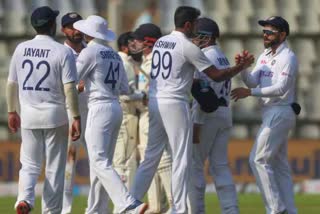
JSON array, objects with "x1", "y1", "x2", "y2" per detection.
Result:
[
  {"x1": 260, "y1": 59, "x2": 267, "y2": 64},
  {"x1": 260, "y1": 70, "x2": 274, "y2": 77}
]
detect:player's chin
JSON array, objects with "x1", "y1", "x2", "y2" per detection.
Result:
[
  {"x1": 263, "y1": 40, "x2": 271, "y2": 48},
  {"x1": 71, "y1": 37, "x2": 83, "y2": 43}
]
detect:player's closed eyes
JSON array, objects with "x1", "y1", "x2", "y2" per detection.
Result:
[{"x1": 262, "y1": 29, "x2": 278, "y2": 35}]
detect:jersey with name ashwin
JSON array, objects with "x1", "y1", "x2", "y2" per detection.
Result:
[
  {"x1": 241, "y1": 42, "x2": 298, "y2": 107},
  {"x1": 149, "y1": 31, "x2": 212, "y2": 101},
  {"x1": 8, "y1": 35, "x2": 77, "y2": 129},
  {"x1": 76, "y1": 39, "x2": 129, "y2": 106}
]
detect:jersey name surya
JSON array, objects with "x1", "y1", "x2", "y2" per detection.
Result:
[{"x1": 23, "y1": 48, "x2": 51, "y2": 58}]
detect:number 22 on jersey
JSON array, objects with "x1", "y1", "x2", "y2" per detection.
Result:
[{"x1": 22, "y1": 59, "x2": 50, "y2": 91}]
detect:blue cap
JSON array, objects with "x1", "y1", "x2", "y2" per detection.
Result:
[
  {"x1": 31, "y1": 6, "x2": 59, "y2": 28},
  {"x1": 61, "y1": 12, "x2": 82, "y2": 27},
  {"x1": 195, "y1": 17, "x2": 220, "y2": 38},
  {"x1": 132, "y1": 23, "x2": 162, "y2": 42},
  {"x1": 258, "y1": 16, "x2": 290, "y2": 36}
]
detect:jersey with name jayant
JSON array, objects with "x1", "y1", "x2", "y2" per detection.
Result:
[
  {"x1": 149, "y1": 31, "x2": 212, "y2": 102},
  {"x1": 8, "y1": 35, "x2": 77, "y2": 129}
]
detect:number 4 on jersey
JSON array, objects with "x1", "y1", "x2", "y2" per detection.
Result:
[{"x1": 104, "y1": 62, "x2": 120, "y2": 89}]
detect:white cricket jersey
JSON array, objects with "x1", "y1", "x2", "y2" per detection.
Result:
[
  {"x1": 241, "y1": 42, "x2": 298, "y2": 107},
  {"x1": 149, "y1": 31, "x2": 213, "y2": 101},
  {"x1": 8, "y1": 35, "x2": 77, "y2": 129},
  {"x1": 76, "y1": 39, "x2": 129, "y2": 107},
  {"x1": 194, "y1": 45, "x2": 231, "y2": 106},
  {"x1": 118, "y1": 51, "x2": 136, "y2": 84},
  {"x1": 138, "y1": 53, "x2": 152, "y2": 91},
  {"x1": 64, "y1": 41, "x2": 89, "y2": 111}
]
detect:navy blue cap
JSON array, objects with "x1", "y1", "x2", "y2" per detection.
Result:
[
  {"x1": 132, "y1": 23, "x2": 162, "y2": 42},
  {"x1": 258, "y1": 16, "x2": 290, "y2": 36},
  {"x1": 61, "y1": 12, "x2": 82, "y2": 27},
  {"x1": 31, "y1": 6, "x2": 59, "y2": 28},
  {"x1": 195, "y1": 17, "x2": 220, "y2": 38}
]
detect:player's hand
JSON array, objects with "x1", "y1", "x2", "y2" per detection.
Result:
[
  {"x1": 231, "y1": 87, "x2": 251, "y2": 102},
  {"x1": 8, "y1": 111, "x2": 20, "y2": 133},
  {"x1": 236, "y1": 50, "x2": 254, "y2": 69},
  {"x1": 78, "y1": 80, "x2": 85, "y2": 93},
  {"x1": 70, "y1": 118, "x2": 81, "y2": 141}
]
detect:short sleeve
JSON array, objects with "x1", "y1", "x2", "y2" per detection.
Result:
[
  {"x1": 184, "y1": 41, "x2": 212, "y2": 72},
  {"x1": 8, "y1": 48, "x2": 19, "y2": 83},
  {"x1": 61, "y1": 48, "x2": 77, "y2": 84}
]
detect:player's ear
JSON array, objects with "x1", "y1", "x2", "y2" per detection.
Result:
[
  {"x1": 184, "y1": 21, "x2": 192, "y2": 30},
  {"x1": 279, "y1": 31, "x2": 287, "y2": 41}
]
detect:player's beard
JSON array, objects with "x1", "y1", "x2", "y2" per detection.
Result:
[
  {"x1": 66, "y1": 34, "x2": 83, "y2": 44},
  {"x1": 264, "y1": 35, "x2": 281, "y2": 49}
]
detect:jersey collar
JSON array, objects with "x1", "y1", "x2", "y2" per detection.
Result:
[
  {"x1": 201, "y1": 45, "x2": 218, "y2": 52},
  {"x1": 87, "y1": 38, "x2": 108, "y2": 47},
  {"x1": 171, "y1": 30, "x2": 188, "y2": 39},
  {"x1": 264, "y1": 41, "x2": 288, "y2": 57},
  {"x1": 34, "y1": 35, "x2": 55, "y2": 41}
]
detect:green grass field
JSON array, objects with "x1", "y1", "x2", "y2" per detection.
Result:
[{"x1": 1, "y1": 194, "x2": 319, "y2": 213}]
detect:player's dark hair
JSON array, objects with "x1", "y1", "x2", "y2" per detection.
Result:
[
  {"x1": 33, "y1": 19, "x2": 55, "y2": 34},
  {"x1": 174, "y1": 6, "x2": 200, "y2": 28},
  {"x1": 117, "y1": 31, "x2": 133, "y2": 50}
]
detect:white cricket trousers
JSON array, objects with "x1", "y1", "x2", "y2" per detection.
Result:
[
  {"x1": 131, "y1": 98, "x2": 192, "y2": 214},
  {"x1": 139, "y1": 108, "x2": 173, "y2": 213},
  {"x1": 85, "y1": 101, "x2": 136, "y2": 214},
  {"x1": 188, "y1": 112, "x2": 238, "y2": 214},
  {"x1": 62, "y1": 106, "x2": 88, "y2": 214},
  {"x1": 250, "y1": 106, "x2": 297, "y2": 214},
  {"x1": 15, "y1": 125, "x2": 68, "y2": 214}
]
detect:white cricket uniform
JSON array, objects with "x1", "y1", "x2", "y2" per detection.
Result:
[
  {"x1": 131, "y1": 31, "x2": 212, "y2": 214},
  {"x1": 137, "y1": 52, "x2": 173, "y2": 213},
  {"x1": 8, "y1": 35, "x2": 77, "y2": 213},
  {"x1": 241, "y1": 42, "x2": 298, "y2": 214},
  {"x1": 113, "y1": 51, "x2": 139, "y2": 191},
  {"x1": 188, "y1": 45, "x2": 238, "y2": 214},
  {"x1": 76, "y1": 39, "x2": 136, "y2": 214},
  {"x1": 62, "y1": 42, "x2": 88, "y2": 214}
]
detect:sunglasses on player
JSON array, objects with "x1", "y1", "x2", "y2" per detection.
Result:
[{"x1": 262, "y1": 29, "x2": 279, "y2": 35}]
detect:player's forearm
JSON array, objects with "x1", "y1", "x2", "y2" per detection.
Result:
[
  {"x1": 6, "y1": 81, "x2": 18, "y2": 113},
  {"x1": 203, "y1": 64, "x2": 244, "y2": 82},
  {"x1": 241, "y1": 70, "x2": 259, "y2": 88},
  {"x1": 64, "y1": 82, "x2": 80, "y2": 118},
  {"x1": 251, "y1": 81, "x2": 289, "y2": 97}
]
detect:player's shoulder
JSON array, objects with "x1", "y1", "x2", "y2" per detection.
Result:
[
  {"x1": 54, "y1": 42, "x2": 74, "y2": 54},
  {"x1": 279, "y1": 46, "x2": 298, "y2": 65}
]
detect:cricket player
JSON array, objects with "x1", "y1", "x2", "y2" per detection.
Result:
[
  {"x1": 130, "y1": 6, "x2": 254, "y2": 213},
  {"x1": 7, "y1": 6, "x2": 81, "y2": 214},
  {"x1": 73, "y1": 15, "x2": 147, "y2": 214},
  {"x1": 188, "y1": 17, "x2": 239, "y2": 214},
  {"x1": 60, "y1": 12, "x2": 88, "y2": 214},
  {"x1": 130, "y1": 23, "x2": 173, "y2": 213},
  {"x1": 231, "y1": 16, "x2": 298, "y2": 214},
  {"x1": 113, "y1": 31, "x2": 140, "y2": 191}
]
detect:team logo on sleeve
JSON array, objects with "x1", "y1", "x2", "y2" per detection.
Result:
[{"x1": 271, "y1": 60, "x2": 276, "y2": 66}]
